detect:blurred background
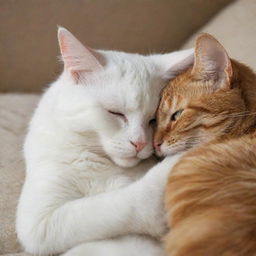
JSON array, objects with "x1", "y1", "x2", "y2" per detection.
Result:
[
  {"x1": 1, "y1": 0, "x2": 248, "y2": 93},
  {"x1": 1, "y1": 1, "x2": 256, "y2": 255}
]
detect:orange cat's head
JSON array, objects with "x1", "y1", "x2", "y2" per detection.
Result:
[{"x1": 154, "y1": 33, "x2": 256, "y2": 156}]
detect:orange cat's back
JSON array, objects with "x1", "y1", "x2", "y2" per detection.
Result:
[
  {"x1": 154, "y1": 33, "x2": 256, "y2": 256},
  {"x1": 165, "y1": 134, "x2": 256, "y2": 256}
]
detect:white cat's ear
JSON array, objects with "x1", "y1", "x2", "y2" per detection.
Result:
[
  {"x1": 152, "y1": 49, "x2": 194, "y2": 80},
  {"x1": 164, "y1": 53, "x2": 194, "y2": 79},
  {"x1": 192, "y1": 33, "x2": 232, "y2": 89},
  {"x1": 58, "y1": 27, "x2": 103, "y2": 83}
]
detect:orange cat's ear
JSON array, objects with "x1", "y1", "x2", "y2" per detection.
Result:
[{"x1": 192, "y1": 33, "x2": 232, "y2": 90}]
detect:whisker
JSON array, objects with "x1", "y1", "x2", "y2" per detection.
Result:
[{"x1": 214, "y1": 111, "x2": 256, "y2": 118}]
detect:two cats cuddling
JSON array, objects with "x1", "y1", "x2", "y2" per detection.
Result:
[{"x1": 16, "y1": 27, "x2": 256, "y2": 256}]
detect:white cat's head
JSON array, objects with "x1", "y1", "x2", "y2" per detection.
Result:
[{"x1": 54, "y1": 27, "x2": 193, "y2": 167}]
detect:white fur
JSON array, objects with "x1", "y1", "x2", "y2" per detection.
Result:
[{"x1": 16, "y1": 28, "x2": 192, "y2": 255}]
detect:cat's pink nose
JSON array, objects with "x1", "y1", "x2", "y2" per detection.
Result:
[
  {"x1": 130, "y1": 141, "x2": 146, "y2": 152},
  {"x1": 154, "y1": 141, "x2": 162, "y2": 152}
]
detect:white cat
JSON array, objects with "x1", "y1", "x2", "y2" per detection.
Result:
[{"x1": 16, "y1": 27, "x2": 193, "y2": 256}]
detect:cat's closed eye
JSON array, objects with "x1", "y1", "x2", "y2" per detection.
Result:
[
  {"x1": 171, "y1": 109, "x2": 184, "y2": 121},
  {"x1": 108, "y1": 110, "x2": 127, "y2": 121}
]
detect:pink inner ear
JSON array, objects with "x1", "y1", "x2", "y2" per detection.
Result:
[
  {"x1": 70, "y1": 70, "x2": 84, "y2": 83},
  {"x1": 58, "y1": 27, "x2": 103, "y2": 83},
  {"x1": 193, "y1": 34, "x2": 232, "y2": 81}
]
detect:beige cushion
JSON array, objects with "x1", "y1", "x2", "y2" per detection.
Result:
[
  {"x1": 0, "y1": 0, "x2": 233, "y2": 93},
  {"x1": 0, "y1": 94, "x2": 39, "y2": 254},
  {"x1": 4, "y1": 254, "x2": 31, "y2": 256},
  {"x1": 182, "y1": 0, "x2": 256, "y2": 70}
]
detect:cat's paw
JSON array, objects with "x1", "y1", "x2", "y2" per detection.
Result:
[{"x1": 131, "y1": 154, "x2": 183, "y2": 237}]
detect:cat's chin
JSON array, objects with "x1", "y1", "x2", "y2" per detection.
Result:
[{"x1": 112, "y1": 156, "x2": 141, "y2": 168}]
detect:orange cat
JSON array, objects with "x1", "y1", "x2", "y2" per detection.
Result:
[{"x1": 154, "y1": 33, "x2": 256, "y2": 256}]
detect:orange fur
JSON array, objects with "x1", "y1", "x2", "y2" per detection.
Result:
[{"x1": 155, "y1": 34, "x2": 256, "y2": 255}]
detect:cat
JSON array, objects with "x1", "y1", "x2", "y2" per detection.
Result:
[
  {"x1": 16, "y1": 27, "x2": 193, "y2": 256},
  {"x1": 154, "y1": 33, "x2": 256, "y2": 256}
]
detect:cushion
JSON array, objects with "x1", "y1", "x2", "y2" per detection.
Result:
[
  {"x1": 5, "y1": 254, "x2": 31, "y2": 256},
  {"x1": 0, "y1": 94, "x2": 39, "y2": 254},
  {"x1": 182, "y1": 0, "x2": 256, "y2": 70},
  {"x1": 0, "y1": 0, "x2": 233, "y2": 93}
]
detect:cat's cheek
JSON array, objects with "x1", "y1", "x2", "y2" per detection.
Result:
[
  {"x1": 161, "y1": 141, "x2": 186, "y2": 156},
  {"x1": 159, "y1": 142, "x2": 172, "y2": 156}
]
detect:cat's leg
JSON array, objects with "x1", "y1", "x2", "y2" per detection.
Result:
[
  {"x1": 17, "y1": 154, "x2": 182, "y2": 255},
  {"x1": 132, "y1": 154, "x2": 185, "y2": 235},
  {"x1": 63, "y1": 235, "x2": 164, "y2": 256}
]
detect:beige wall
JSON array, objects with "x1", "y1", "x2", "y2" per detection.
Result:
[{"x1": 0, "y1": 0, "x2": 233, "y2": 92}]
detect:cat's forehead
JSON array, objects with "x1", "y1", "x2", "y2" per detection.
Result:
[
  {"x1": 109, "y1": 53, "x2": 156, "y2": 85},
  {"x1": 100, "y1": 55, "x2": 163, "y2": 113},
  {"x1": 170, "y1": 72, "x2": 217, "y2": 96},
  {"x1": 102, "y1": 76, "x2": 161, "y2": 115},
  {"x1": 161, "y1": 74, "x2": 209, "y2": 108},
  {"x1": 160, "y1": 91, "x2": 187, "y2": 114}
]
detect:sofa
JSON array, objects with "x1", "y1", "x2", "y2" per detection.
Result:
[{"x1": 1, "y1": 0, "x2": 256, "y2": 255}]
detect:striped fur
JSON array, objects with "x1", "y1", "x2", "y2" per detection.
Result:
[{"x1": 155, "y1": 34, "x2": 256, "y2": 255}]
